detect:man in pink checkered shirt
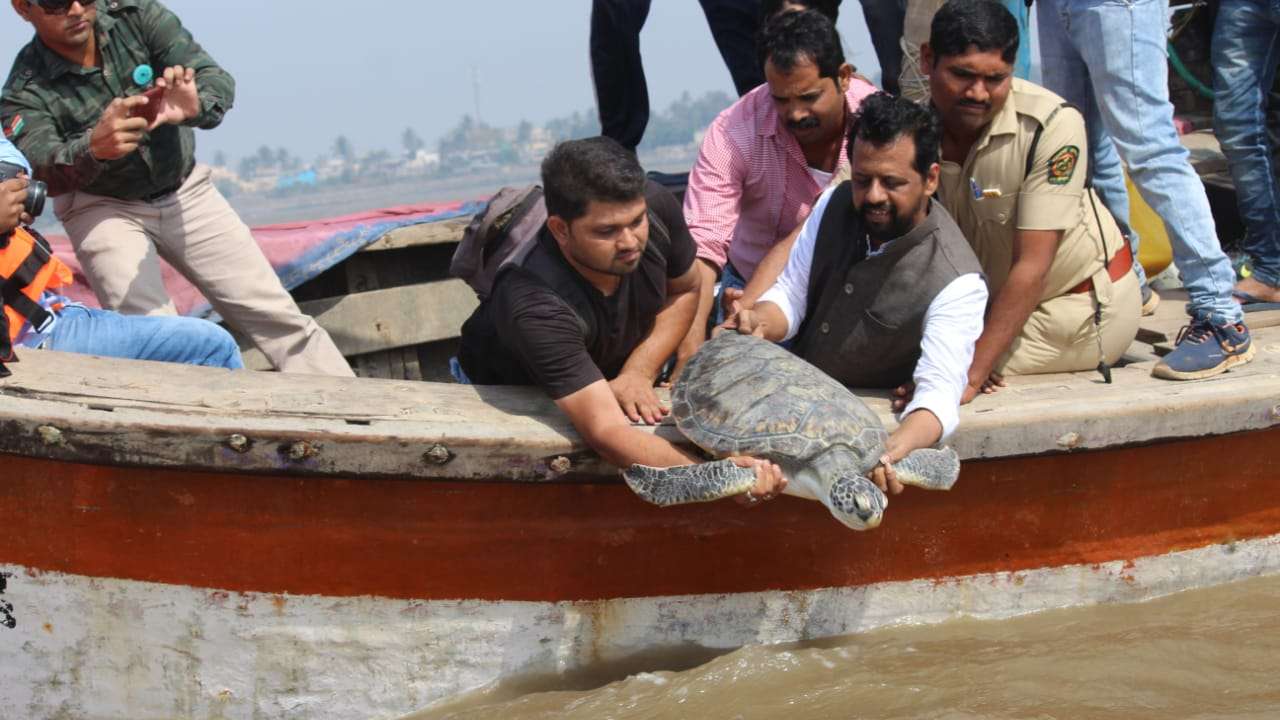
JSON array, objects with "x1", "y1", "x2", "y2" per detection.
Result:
[{"x1": 677, "y1": 10, "x2": 877, "y2": 371}]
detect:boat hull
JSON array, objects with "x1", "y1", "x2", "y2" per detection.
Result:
[{"x1": 2, "y1": 428, "x2": 1279, "y2": 718}]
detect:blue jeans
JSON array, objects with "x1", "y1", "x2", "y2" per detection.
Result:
[
  {"x1": 37, "y1": 305, "x2": 243, "y2": 369},
  {"x1": 1001, "y1": 0, "x2": 1034, "y2": 81},
  {"x1": 1213, "y1": 0, "x2": 1280, "y2": 289},
  {"x1": 1037, "y1": 0, "x2": 1243, "y2": 325},
  {"x1": 712, "y1": 262, "x2": 747, "y2": 327}
]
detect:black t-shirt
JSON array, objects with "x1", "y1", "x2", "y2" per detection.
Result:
[{"x1": 458, "y1": 181, "x2": 696, "y2": 399}]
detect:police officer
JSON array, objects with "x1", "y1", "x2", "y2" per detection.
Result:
[
  {"x1": 914, "y1": 0, "x2": 1141, "y2": 402},
  {"x1": 1, "y1": 0, "x2": 352, "y2": 377}
]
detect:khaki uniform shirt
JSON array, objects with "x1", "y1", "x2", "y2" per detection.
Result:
[
  {"x1": 938, "y1": 79, "x2": 1126, "y2": 302},
  {"x1": 0, "y1": 0, "x2": 235, "y2": 200}
]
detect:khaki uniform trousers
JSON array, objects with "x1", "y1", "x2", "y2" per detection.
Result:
[
  {"x1": 998, "y1": 264, "x2": 1141, "y2": 376},
  {"x1": 54, "y1": 165, "x2": 354, "y2": 377}
]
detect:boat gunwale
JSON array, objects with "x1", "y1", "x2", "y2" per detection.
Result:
[{"x1": 1, "y1": 328, "x2": 1277, "y2": 480}]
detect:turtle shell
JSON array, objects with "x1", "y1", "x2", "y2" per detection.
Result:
[{"x1": 671, "y1": 333, "x2": 888, "y2": 463}]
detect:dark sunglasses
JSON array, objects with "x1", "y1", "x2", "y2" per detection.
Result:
[{"x1": 30, "y1": 0, "x2": 96, "y2": 15}]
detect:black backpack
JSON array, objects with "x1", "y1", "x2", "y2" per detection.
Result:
[{"x1": 450, "y1": 183, "x2": 672, "y2": 301}]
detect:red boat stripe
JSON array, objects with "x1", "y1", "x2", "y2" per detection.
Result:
[{"x1": 2, "y1": 429, "x2": 1278, "y2": 602}]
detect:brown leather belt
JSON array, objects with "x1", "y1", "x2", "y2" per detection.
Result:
[{"x1": 1069, "y1": 243, "x2": 1133, "y2": 294}]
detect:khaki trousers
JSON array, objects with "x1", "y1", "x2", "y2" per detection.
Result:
[
  {"x1": 998, "y1": 266, "x2": 1142, "y2": 376},
  {"x1": 54, "y1": 165, "x2": 354, "y2": 377}
]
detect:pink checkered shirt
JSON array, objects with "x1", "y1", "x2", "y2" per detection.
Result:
[{"x1": 683, "y1": 78, "x2": 877, "y2": 279}]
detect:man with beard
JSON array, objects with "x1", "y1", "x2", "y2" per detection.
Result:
[
  {"x1": 677, "y1": 9, "x2": 876, "y2": 375},
  {"x1": 457, "y1": 138, "x2": 785, "y2": 504},
  {"x1": 913, "y1": 0, "x2": 1141, "y2": 400},
  {"x1": 724, "y1": 92, "x2": 986, "y2": 495}
]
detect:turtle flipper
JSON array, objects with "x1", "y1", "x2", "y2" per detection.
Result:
[
  {"x1": 623, "y1": 459, "x2": 759, "y2": 507},
  {"x1": 891, "y1": 447, "x2": 961, "y2": 490}
]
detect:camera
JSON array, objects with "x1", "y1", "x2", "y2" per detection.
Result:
[{"x1": 0, "y1": 161, "x2": 46, "y2": 218}]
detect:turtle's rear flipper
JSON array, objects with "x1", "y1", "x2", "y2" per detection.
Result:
[
  {"x1": 623, "y1": 459, "x2": 758, "y2": 507},
  {"x1": 892, "y1": 447, "x2": 961, "y2": 491}
]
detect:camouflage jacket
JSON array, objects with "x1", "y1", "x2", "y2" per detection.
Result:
[{"x1": 0, "y1": 0, "x2": 234, "y2": 200}]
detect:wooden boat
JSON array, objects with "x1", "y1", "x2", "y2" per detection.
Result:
[
  {"x1": 2, "y1": 246, "x2": 1278, "y2": 719},
  {"x1": 3, "y1": 135, "x2": 1279, "y2": 719}
]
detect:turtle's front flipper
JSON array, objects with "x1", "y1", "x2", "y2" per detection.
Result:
[
  {"x1": 623, "y1": 459, "x2": 759, "y2": 507},
  {"x1": 891, "y1": 447, "x2": 961, "y2": 490}
]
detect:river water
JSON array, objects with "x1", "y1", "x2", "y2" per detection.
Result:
[{"x1": 411, "y1": 572, "x2": 1280, "y2": 719}]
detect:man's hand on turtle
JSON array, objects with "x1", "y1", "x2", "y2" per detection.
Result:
[
  {"x1": 719, "y1": 307, "x2": 767, "y2": 338},
  {"x1": 90, "y1": 96, "x2": 150, "y2": 160},
  {"x1": 149, "y1": 65, "x2": 200, "y2": 129},
  {"x1": 869, "y1": 452, "x2": 905, "y2": 495},
  {"x1": 729, "y1": 456, "x2": 786, "y2": 506},
  {"x1": 610, "y1": 371, "x2": 668, "y2": 425},
  {"x1": 720, "y1": 286, "x2": 744, "y2": 315}
]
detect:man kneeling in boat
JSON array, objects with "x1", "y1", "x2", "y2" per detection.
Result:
[
  {"x1": 457, "y1": 137, "x2": 786, "y2": 502},
  {"x1": 0, "y1": 138, "x2": 242, "y2": 374},
  {"x1": 913, "y1": 0, "x2": 1140, "y2": 400},
  {"x1": 676, "y1": 9, "x2": 877, "y2": 374},
  {"x1": 723, "y1": 92, "x2": 987, "y2": 495}
]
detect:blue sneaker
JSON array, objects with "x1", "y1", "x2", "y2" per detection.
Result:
[{"x1": 1152, "y1": 319, "x2": 1255, "y2": 380}]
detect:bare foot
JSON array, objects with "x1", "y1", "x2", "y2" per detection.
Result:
[{"x1": 1234, "y1": 276, "x2": 1280, "y2": 304}]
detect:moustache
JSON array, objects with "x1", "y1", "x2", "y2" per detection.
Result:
[
  {"x1": 959, "y1": 100, "x2": 990, "y2": 111},
  {"x1": 860, "y1": 203, "x2": 892, "y2": 216},
  {"x1": 786, "y1": 117, "x2": 821, "y2": 131}
]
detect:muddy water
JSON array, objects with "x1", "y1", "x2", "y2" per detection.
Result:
[{"x1": 410, "y1": 573, "x2": 1280, "y2": 719}]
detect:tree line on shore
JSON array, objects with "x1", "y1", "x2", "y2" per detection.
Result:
[{"x1": 211, "y1": 89, "x2": 734, "y2": 196}]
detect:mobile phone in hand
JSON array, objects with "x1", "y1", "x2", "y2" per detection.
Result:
[{"x1": 128, "y1": 86, "x2": 165, "y2": 125}]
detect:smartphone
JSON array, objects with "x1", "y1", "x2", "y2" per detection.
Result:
[{"x1": 128, "y1": 86, "x2": 164, "y2": 125}]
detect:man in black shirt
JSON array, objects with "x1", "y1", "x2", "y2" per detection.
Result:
[{"x1": 459, "y1": 137, "x2": 784, "y2": 500}]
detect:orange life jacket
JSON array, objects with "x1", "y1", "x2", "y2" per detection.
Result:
[{"x1": 0, "y1": 225, "x2": 73, "y2": 348}]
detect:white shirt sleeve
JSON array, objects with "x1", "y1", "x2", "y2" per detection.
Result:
[
  {"x1": 757, "y1": 186, "x2": 837, "y2": 342},
  {"x1": 901, "y1": 272, "x2": 988, "y2": 440}
]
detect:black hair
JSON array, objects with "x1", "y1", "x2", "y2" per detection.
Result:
[
  {"x1": 759, "y1": 0, "x2": 840, "y2": 25},
  {"x1": 540, "y1": 137, "x2": 646, "y2": 222},
  {"x1": 928, "y1": 0, "x2": 1019, "y2": 65},
  {"x1": 757, "y1": 9, "x2": 846, "y2": 80},
  {"x1": 847, "y1": 92, "x2": 941, "y2": 178}
]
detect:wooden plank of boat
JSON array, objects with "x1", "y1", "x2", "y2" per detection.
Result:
[
  {"x1": 357, "y1": 215, "x2": 471, "y2": 252},
  {"x1": 1, "y1": 324, "x2": 1278, "y2": 480},
  {"x1": 297, "y1": 278, "x2": 479, "y2": 358},
  {"x1": 237, "y1": 278, "x2": 479, "y2": 371}
]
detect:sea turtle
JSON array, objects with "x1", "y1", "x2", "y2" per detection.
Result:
[{"x1": 622, "y1": 332, "x2": 961, "y2": 530}]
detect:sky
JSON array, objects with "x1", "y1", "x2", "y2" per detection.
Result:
[{"x1": 0, "y1": 1, "x2": 882, "y2": 164}]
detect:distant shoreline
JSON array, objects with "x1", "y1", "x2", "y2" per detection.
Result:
[{"x1": 31, "y1": 151, "x2": 698, "y2": 234}]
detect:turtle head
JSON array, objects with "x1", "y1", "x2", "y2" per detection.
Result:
[{"x1": 827, "y1": 474, "x2": 887, "y2": 530}]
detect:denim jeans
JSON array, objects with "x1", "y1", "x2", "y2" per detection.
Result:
[
  {"x1": 1037, "y1": 0, "x2": 1243, "y2": 325},
  {"x1": 1001, "y1": 0, "x2": 1034, "y2": 80},
  {"x1": 33, "y1": 305, "x2": 243, "y2": 369},
  {"x1": 1213, "y1": 0, "x2": 1280, "y2": 289},
  {"x1": 712, "y1": 261, "x2": 748, "y2": 327}
]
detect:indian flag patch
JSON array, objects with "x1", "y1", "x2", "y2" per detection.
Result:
[{"x1": 4, "y1": 114, "x2": 24, "y2": 139}]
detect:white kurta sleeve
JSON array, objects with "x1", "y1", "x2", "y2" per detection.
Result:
[
  {"x1": 900, "y1": 272, "x2": 988, "y2": 439},
  {"x1": 757, "y1": 186, "x2": 837, "y2": 342}
]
